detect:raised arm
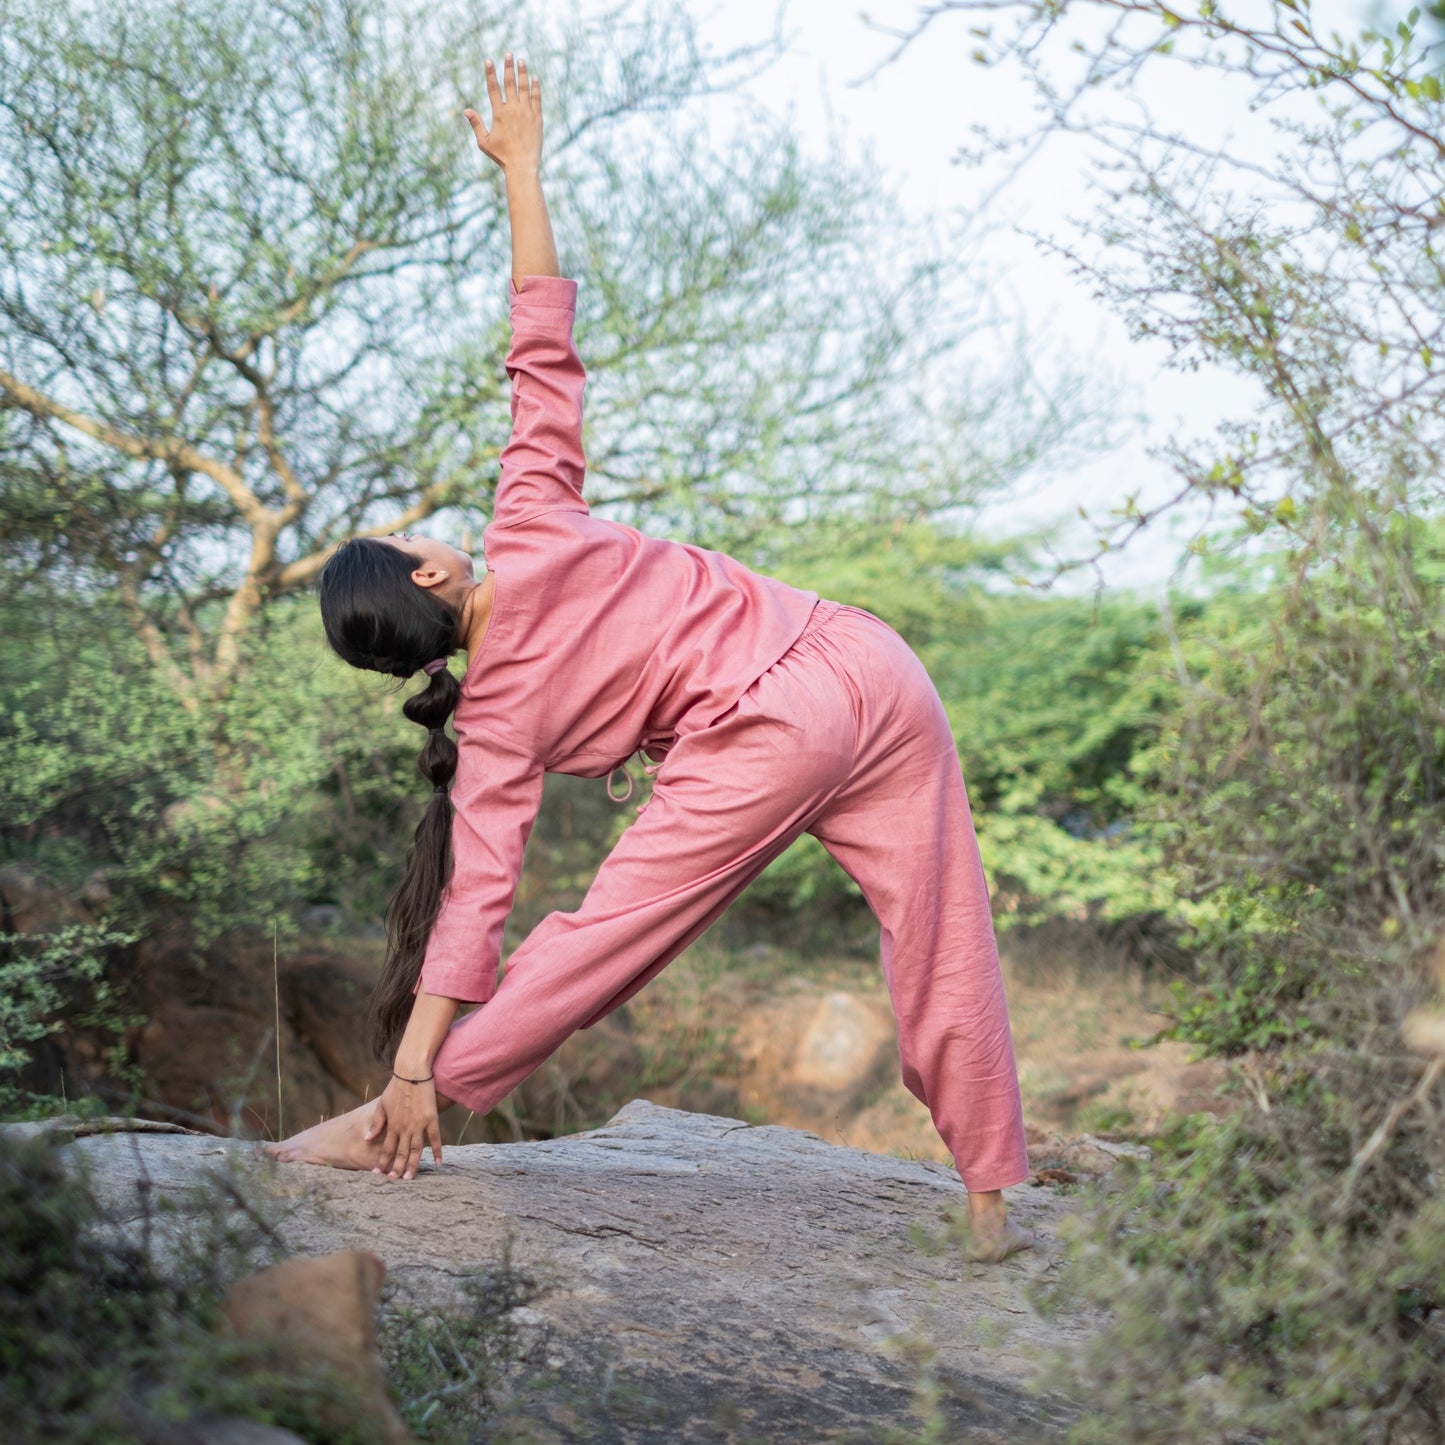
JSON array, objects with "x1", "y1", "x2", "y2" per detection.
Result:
[
  {"x1": 464, "y1": 54, "x2": 558, "y2": 283},
  {"x1": 464, "y1": 55, "x2": 586, "y2": 526}
]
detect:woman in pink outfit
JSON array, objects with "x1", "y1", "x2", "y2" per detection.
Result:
[{"x1": 272, "y1": 54, "x2": 1032, "y2": 1263}]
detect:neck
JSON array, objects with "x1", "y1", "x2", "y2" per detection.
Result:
[{"x1": 456, "y1": 572, "x2": 496, "y2": 663}]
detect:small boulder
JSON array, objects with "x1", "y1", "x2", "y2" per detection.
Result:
[
  {"x1": 734, "y1": 985, "x2": 900, "y2": 1131},
  {"x1": 789, "y1": 991, "x2": 898, "y2": 1096},
  {"x1": 220, "y1": 1250, "x2": 410, "y2": 1445}
]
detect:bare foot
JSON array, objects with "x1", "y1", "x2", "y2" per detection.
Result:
[
  {"x1": 264, "y1": 1102, "x2": 388, "y2": 1172},
  {"x1": 963, "y1": 1217, "x2": 1036, "y2": 1263},
  {"x1": 961, "y1": 1188, "x2": 1036, "y2": 1264}
]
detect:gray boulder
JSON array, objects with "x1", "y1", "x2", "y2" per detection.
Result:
[{"x1": 52, "y1": 1101, "x2": 1086, "y2": 1442}]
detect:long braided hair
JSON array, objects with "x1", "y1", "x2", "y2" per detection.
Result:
[{"x1": 318, "y1": 538, "x2": 463, "y2": 1059}]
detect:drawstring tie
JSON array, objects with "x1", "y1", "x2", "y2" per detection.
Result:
[{"x1": 605, "y1": 755, "x2": 665, "y2": 808}]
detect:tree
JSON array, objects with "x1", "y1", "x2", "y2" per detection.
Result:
[
  {"x1": 884, "y1": 0, "x2": 1444, "y2": 564},
  {"x1": 879, "y1": 2, "x2": 1445, "y2": 1437},
  {"x1": 0, "y1": 0, "x2": 1057, "y2": 716}
]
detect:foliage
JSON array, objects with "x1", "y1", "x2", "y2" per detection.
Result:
[
  {"x1": 942, "y1": 586, "x2": 1181, "y2": 929},
  {"x1": 0, "y1": 0, "x2": 1105, "y2": 1092},
  {"x1": 1048, "y1": 528, "x2": 1445, "y2": 1439},
  {"x1": 0, "y1": 590, "x2": 407, "y2": 937},
  {"x1": 0, "y1": 0, "x2": 1051, "y2": 713},
  {"x1": 0, "y1": 924, "x2": 137, "y2": 1118},
  {"x1": 4, "y1": 533, "x2": 1177, "y2": 1109},
  {"x1": 0, "y1": 1127, "x2": 548, "y2": 1442},
  {"x1": 753, "y1": 520, "x2": 1188, "y2": 936},
  {"x1": 1158, "y1": 523, "x2": 1445, "y2": 1058},
  {"x1": 893, "y1": 0, "x2": 1445, "y2": 1437},
  {"x1": 1047, "y1": 1083, "x2": 1445, "y2": 1444}
]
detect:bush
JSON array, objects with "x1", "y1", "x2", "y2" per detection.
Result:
[
  {"x1": 0, "y1": 1128, "x2": 376, "y2": 1441},
  {"x1": 761, "y1": 520, "x2": 1188, "y2": 938},
  {"x1": 891, "y1": 0, "x2": 1445, "y2": 1433},
  {"x1": 0, "y1": 925, "x2": 138, "y2": 1118},
  {"x1": 0, "y1": 1126, "x2": 548, "y2": 1442},
  {"x1": 1037, "y1": 533, "x2": 1445, "y2": 1441},
  {"x1": 1047, "y1": 1077, "x2": 1445, "y2": 1443}
]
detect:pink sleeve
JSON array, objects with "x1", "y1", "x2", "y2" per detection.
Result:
[
  {"x1": 420, "y1": 729, "x2": 544, "y2": 1003},
  {"x1": 491, "y1": 276, "x2": 588, "y2": 528}
]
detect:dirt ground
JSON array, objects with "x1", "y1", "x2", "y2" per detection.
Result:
[{"x1": 627, "y1": 937, "x2": 1230, "y2": 1169}]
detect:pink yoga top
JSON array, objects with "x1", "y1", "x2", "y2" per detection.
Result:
[{"x1": 421, "y1": 277, "x2": 818, "y2": 1001}]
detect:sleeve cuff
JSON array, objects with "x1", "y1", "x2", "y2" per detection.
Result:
[
  {"x1": 508, "y1": 275, "x2": 578, "y2": 311},
  {"x1": 419, "y1": 963, "x2": 495, "y2": 1006}
]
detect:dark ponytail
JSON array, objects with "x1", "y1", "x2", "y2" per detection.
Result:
[{"x1": 318, "y1": 539, "x2": 463, "y2": 1060}]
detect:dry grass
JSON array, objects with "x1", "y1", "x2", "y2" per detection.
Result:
[{"x1": 606, "y1": 932, "x2": 1226, "y2": 1159}]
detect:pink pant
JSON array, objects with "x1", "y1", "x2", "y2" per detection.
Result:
[{"x1": 432, "y1": 602, "x2": 1029, "y2": 1191}]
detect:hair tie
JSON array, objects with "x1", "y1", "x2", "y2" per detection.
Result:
[
  {"x1": 433, "y1": 784, "x2": 449, "y2": 794},
  {"x1": 422, "y1": 657, "x2": 449, "y2": 677}
]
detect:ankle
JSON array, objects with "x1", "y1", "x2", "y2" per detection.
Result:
[{"x1": 966, "y1": 1189, "x2": 1008, "y2": 1230}]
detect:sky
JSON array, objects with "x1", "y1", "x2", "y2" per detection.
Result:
[{"x1": 572, "y1": 0, "x2": 1375, "y2": 590}]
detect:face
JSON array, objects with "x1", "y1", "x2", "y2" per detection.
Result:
[{"x1": 380, "y1": 532, "x2": 477, "y2": 599}]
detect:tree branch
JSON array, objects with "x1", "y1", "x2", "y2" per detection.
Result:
[
  {"x1": 272, "y1": 482, "x2": 452, "y2": 592},
  {"x1": 0, "y1": 365, "x2": 271, "y2": 530},
  {"x1": 115, "y1": 576, "x2": 204, "y2": 716},
  {"x1": 1331, "y1": 1054, "x2": 1445, "y2": 1218}
]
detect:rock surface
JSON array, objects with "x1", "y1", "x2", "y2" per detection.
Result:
[{"x1": 56, "y1": 1102, "x2": 1090, "y2": 1442}]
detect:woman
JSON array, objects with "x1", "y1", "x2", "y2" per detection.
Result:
[{"x1": 271, "y1": 55, "x2": 1033, "y2": 1263}]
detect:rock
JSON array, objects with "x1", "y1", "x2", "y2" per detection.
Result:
[
  {"x1": 221, "y1": 1251, "x2": 410, "y2": 1445},
  {"x1": 80, "y1": 869, "x2": 116, "y2": 912},
  {"x1": 1403, "y1": 1004, "x2": 1445, "y2": 1056},
  {"x1": 3, "y1": 1115, "x2": 203, "y2": 1144},
  {"x1": 1026, "y1": 1130, "x2": 1151, "y2": 1179},
  {"x1": 732, "y1": 983, "x2": 906, "y2": 1143},
  {"x1": 299, "y1": 904, "x2": 346, "y2": 933},
  {"x1": 58, "y1": 1101, "x2": 1085, "y2": 1442},
  {"x1": 125, "y1": 930, "x2": 390, "y2": 1137},
  {"x1": 789, "y1": 990, "x2": 897, "y2": 1095},
  {"x1": 281, "y1": 951, "x2": 390, "y2": 1102},
  {"x1": 0, "y1": 860, "x2": 86, "y2": 933}
]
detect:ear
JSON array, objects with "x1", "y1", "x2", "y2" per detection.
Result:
[{"x1": 409, "y1": 563, "x2": 451, "y2": 591}]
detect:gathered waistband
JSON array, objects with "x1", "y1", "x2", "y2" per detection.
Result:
[{"x1": 797, "y1": 597, "x2": 843, "y2": 642}]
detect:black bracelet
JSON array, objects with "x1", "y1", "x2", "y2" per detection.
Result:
[{"x1": 393, "y1": 1070, "x2": 434, "y2": 1085}]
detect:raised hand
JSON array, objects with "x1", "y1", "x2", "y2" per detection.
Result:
[
  {"x1": 464, "y1": 52, "x2": 558, "y2": 280},
  {"x1": 464, "y1": 54, "x2": 542, "y2": 177}
]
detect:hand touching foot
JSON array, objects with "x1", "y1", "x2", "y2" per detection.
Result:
[{"x1": 265, "y1": 1101, "x2": 391, "y2": 1172}]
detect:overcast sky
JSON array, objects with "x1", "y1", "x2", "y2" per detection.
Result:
[{"x1": 571, "y1": 0, "x2": 1372, "y2": 588}]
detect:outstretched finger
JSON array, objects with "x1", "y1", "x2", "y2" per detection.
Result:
[
  {"x1": 462, "y1": 107, "x2": 487, "y2": 150},
  {"x1": 503, "y1": 52, "x2": 517, "y2": 104},
  {"x1": 404, "y1": 1131, "x2": 423, "y2": 1181},
  {"x1": 516, "y1": 57, "x2": 529, "y2": 103},
  {"x1": 428, "y1": 1116, "x2": 444, "y2": 1169},
  {"x1": 483, "y1": 57, "x2": 503, "y2": 114},
  {"x1": 530, "y1": 76, "x2": 541, "y2": 109}
]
